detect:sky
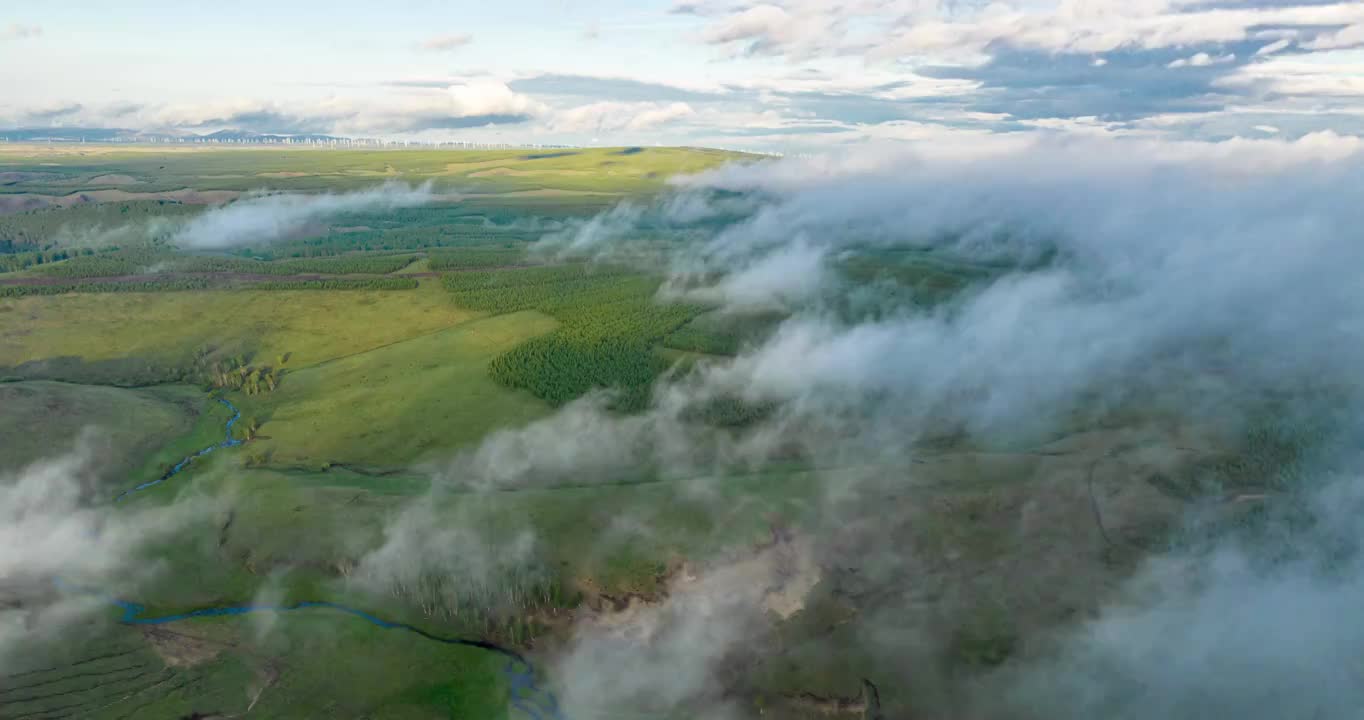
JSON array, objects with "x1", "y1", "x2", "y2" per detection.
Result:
[{"x1": 2, "y1": 0, "x2": 1363, "y2": 151}]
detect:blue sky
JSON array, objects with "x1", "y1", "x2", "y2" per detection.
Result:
[{"x1": 3, "y1": 1, "x2": 1363, "y2": 150}]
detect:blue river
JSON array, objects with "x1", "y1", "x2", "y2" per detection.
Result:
[{"x1": 69, "y1": 397, "x2": 567, "y2": 720}]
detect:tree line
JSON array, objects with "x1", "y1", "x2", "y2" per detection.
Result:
[
  {"x1": 426, "y1": 247, "x2": 528, "y2": 270},
  {"x1": 33, "y1": 251, "x2": 417, "y2": 278},
  {"x1": 445, "y1": 264, "x2": 703, "y2": 410}
]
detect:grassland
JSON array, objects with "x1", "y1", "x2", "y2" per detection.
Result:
[
  {"x1": 0, "y1": 610, "x2": 508, "y2": 720},
  {"x1": 0, "y1": 145, "x2": 747, "y2": 208},
  {"x1": 231, "y1": 310, "x2": 561, "y2": 469},
  {"x1": 0, "y1": 280, "x2": 477, "y2": 380},
  {"x1": 0, "y1": 381, "x2": 199, "y2": 477}
]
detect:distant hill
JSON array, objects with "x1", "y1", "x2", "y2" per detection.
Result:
[{"x1": 0, "y1": 127, "x2": 349, "y2": 144}]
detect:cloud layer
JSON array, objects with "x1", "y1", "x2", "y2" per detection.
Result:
[
  {"x1": 6, "y1": 2, "x2": 1364, "y2": 149},
  {"x1": 173, "y1": 182, "x2": 435, "y2": 248},
  {"x1": 444, "y1": 131, "x2": 1364, "y2": 716}
]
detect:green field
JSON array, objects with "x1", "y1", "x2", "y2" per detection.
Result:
[
  {"x1": 0, "y1": 381, "x2": 198, "y2": 477},
  {"x1": 232, "y1": 310, "x2": 561, "y2": 469},
  {"x1": 0, "y1": 281, "x2": 479, "y2": 380}
]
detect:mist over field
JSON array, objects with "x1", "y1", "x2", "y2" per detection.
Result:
[
  {"x1": 422, "y1": 133, "x2": 1364, "y2": 718},
  {"x1": 1, "y1": 134, "x2": 1359, "y2": 718},
  {"x1": 174, "y1": 182, "x2": 434, "y2": 249},
  {"x1": 0, "y1": 436, "x2": 216, "y2": 672},
  {"x1": 8, "y1": 0, "x2": 1364, "y2": 716}
]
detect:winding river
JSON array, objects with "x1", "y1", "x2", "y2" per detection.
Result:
[
  {"x1": 79, "y1": 397, "x2": 568, "y2": 719},
  {"x1": 113, "y1": 398, "x2": 243, "y2": 503}
]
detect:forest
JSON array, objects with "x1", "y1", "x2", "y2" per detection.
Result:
[{"x1": 445, "y1": 264, "x2": 705, "y2": 409}]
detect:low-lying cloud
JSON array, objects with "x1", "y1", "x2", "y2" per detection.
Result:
[
  {"x1": 492, "y1": 131, "x2": 1364, "y2": 717},
  {"x1": 0, "y1": 435, "x2": 213, "y2": 672},
  {"x1": 174, "y1": 182, "x2": 435, "y2": 249},
  {"x1": 419, "y1": 33, "x2": 473, "y2": 52}
]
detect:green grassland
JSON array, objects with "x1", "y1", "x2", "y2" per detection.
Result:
[
  {"x1": 0, "y1": 280, "x2": 478, "y2": 381},
  {"x1": 0, "y1": 144, "x2": 745, "y2": 201},
  {"x1": 231, "y1": 310, "x2": 561, "y2": 469},
  {"x1": 0, "y1": 610, "x2": 509, "y2": 720},
  {"x1": 0, "y1": 381, "x2": 199, "y2": 477}
]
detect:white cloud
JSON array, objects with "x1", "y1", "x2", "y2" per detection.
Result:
[
  {"x1": 2, "y1": 22, "x2": 40, "y2": 40},
  {"x1": 1303, "y1": 23, "x2": 1364, "y2": 51},
  {"x1": 686, "y1": 0, "x2": 1364, "y2": 61},
  {"x1": 1218, "y1": 55, "x2": 1364, "y2": 99},
  {"x1": 98, "y1": 82, "x2": 550, "y2": 136},
  {"x1": 174, "y1": 183, "x2": 433, "y2": 248},
  {"x1": 1167, "y1": 51, "x2": 1236, "y2": 69},
  {"x1": 0, "y1": 438, "x2": 214, "y2": 670},
  {"x1": 419, "y1": 33, "x2": 473, "y2": 51},
  {"x1": 551, "y1": 101, "x2": 696, "y2": 133},
  {"x1": 445, "y1": 80, "x2": 543, "y2": 117},
  {"x1": 1255, "y1": 38, "x2": 1292, "y2": 56}
]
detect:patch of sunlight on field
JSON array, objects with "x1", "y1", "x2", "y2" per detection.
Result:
[
  {"x1": 232, "y1": 310, "x2": 560, "y2": 469},
  {"x1": 0, "y1": 280, "x2": 479, "y2": 371}
]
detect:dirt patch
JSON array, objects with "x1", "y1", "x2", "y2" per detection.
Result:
[
  {"x1": 575, "y1": 533, "x2": 822, "y2": 639},
  {"x1": 256, "y1": 171, "x2": 311, "y2": 178},
  {"x1": 778, "y1": 692, "x2": 867, "y2": 717},
  {"x1": 141, "y1": 626, "x2": 225, "y2": 668},
  {"x1": 330, "y1": 225, "x2": 373, "y2": 233}
]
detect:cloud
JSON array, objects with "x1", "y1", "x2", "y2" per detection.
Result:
[
  {"x1": 1302, "y1": 22, "x2": 1364, "y2": 50},
  {"x1": 347, "y1": 496, "x2": 545, "y2": 625},
  {"x1": 664, "y1": 1, "x2": 1364, "y2": 141},
  {"x1": 1168, "y1": 52, "x2": 1237, "y2": 69},
  {"x1": 509, "y1": 73, "x2": 729, "y2": 103},
  {"x1": 20, "y1": 102, "x2": 83, "y2": 123},
  {"x1": 418, "y1": 33, "x2": 473, "y2": 52},
  {"x1": 1254, "y1": 37, "x2": 1294, "y2": 55},
  {"x1": 1217, "y1": 55, "x2": 1364, "y2": 99},
  {"x1": 445, "y1": 80, "x2": 542, "y2": 117},
  {"x1": 2, "y1": 23, "x2": 40, "y2": 40},
  {"x1": 2, "y1": 83, "x2": 549, "y2": 137},
  {"x1": 0, "y1": 437, "x2": 213, "y2": 671},
  {"x1": 981, "y1": 473, "x2": 1364, "y2": 720},
  {"x1": 555, "y1": 541, "x2": 817, "y2": 718},
  {"x1": 173, "y1": 182, "x2": 435, "y2": 249},
  {"x1": 515, "y1": 133, "x2": 1364, "y2": 714},
  {"x1": 550, "y1": 101, "x2": 696, "y2": 134},
  {"x1": 683, "y1": 1, "x2": 1364, "y2": 59},
  {"x1": 345, "y1": 131, "x2": 1364, "y2": 717}
]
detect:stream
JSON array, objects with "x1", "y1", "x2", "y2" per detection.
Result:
[
  {"x1": 113, "y1": 398, "x2": 243, "y2": 503},
  {"x1": 82, "y1": 396, "x2": 568, "y2": 720}
]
